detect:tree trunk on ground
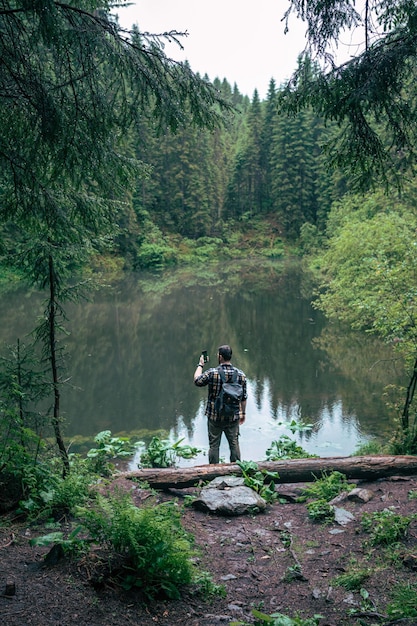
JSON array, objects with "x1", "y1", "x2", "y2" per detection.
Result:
[{"x1": 120, "y1": 455, "x2": 417, "y2": 489}]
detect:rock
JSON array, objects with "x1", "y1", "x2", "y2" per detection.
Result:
[
  {"x1": 193, "y1": 482, "x2": 266, "y2": 516},
  {"x1": 333, "y1": 507, "x2": 355, "y2": 526},
  {"x1": 328, "y1": 491, "x2": 350, "y2": 506},
  {"x1": 402, "y1": 553, "x2": 417, "y2": 570},
  {"x1": 276, "y1": 486, "x2": 305, "y2": 502},
  {"x1": 347, "y1": 487, "x2": 374, "y2": 503},
  {"x1": 4, "y1": 581, "x2": 16, "y2": 597},
  {"x1": 205, "y1": 476, "x2": 245, "y2": 489},
  {"x1": 43, "y1": 543, "x2": 65, "y2": 566}
]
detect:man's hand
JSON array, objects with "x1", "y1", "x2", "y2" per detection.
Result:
[{"x1": 193, "y1": 356, "x2": 204, "y2": 381}]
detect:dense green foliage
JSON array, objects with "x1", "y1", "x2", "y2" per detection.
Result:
[
  {"x1": 21, "y1": 438, "x2": 223, "y2": 601},
  {"x1": 361, "y1": 507, "x2": 417, "y2": 546},
  {"x1": 310, "y1": 187, "x2": 417, "y2": 451},
  {"x1": 138, "y1": 436, "x2": 201, "y2": 468},
  {"x1": 130, "y1": 76, "x2": 340, "y2": 253},
  {"x1": 78, "y1": 493, "x2": 197, "y2": 598},
  {"x1": 282, "y1": 0, "x2": 417, "y2": 190}
]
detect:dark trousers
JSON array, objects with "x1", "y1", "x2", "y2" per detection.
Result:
[{"x1": 208, "y1": 418, "x2": 241, "y2": 464}]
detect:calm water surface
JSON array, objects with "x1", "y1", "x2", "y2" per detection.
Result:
[{"x1": 0, "y1": 260, "x2": 404, "y2": 465}]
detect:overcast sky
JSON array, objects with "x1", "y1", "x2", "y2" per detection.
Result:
[{"x1": 116, "y1": 1, "x2": 311, "y2": 99}]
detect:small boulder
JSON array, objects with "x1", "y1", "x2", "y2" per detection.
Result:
[
  {"x1": 333, "y1": 507, "x2": 355, "y2": 526},
  {"x1": 205, "y1": 476, "x2": 245, "y2": 489},
  {"x1": 193, "y1": 481, "x2": 266, "y2": 516},
  {"x1": 347, "y1": 488, "x2": 374, "y2": 503}
]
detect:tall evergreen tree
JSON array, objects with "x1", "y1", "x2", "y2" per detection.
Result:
[
  {"x1": 226, "y1": 90, "x2": 266, "y2": 218},
  {"x1": 260, "y1": 79, "x2": 278, "y2": 214},
  {"x1": 0, "y1": 1, "x2": 231, "y2": 469},
  {"x1": 281, "y1": 0, "x2": 417, "y2": 189},
  {"x1": 270, "y1": 105, "x2": 318, "y2": 237}
]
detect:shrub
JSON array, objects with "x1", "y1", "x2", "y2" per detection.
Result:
[
  {"x1": 361, "y1": 508, "x2": 416, "y2": 546},
  {"x1": 265, "y1": 436, "x2": 318, "y2": 460},
  {"x1": 86, "y1": 430, "x2": 138, "y2": 476},
  {"x1": 139, "y1": 436, "x2": 200, "y2": 468},
  {"x1": 306, "y1": 499, "x2": 335, "y2": 523},
  {"x1": 236, "y1": 460, "x2": 279, "y2": 504},
  {"x1": 298, "y1": 471, "x2": 354, "y2": 503},
  {"x1": 135, "y1": 242, "x2": 178, "y2": 269},
  {"x1": 78, "y1": 492, "x2": 198, "y2": 599}
]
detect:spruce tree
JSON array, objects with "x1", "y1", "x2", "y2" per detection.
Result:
[
  {"x1": 0, "y1": 1, "x2": 231, "y2": 470},
  {"x1": 281, "y1": 0, "x2": 417, "y2": 189}
]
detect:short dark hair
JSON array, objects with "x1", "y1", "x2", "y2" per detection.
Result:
[{"x1": 218, "y1": 344, "x2": 232, "y2": 361}]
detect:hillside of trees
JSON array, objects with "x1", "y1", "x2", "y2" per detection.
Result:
[{"x1": 105, "y1": 68, "x2": 348, "y2": 270}]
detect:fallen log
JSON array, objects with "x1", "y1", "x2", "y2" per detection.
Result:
[{"x1": 119, "y1": 455, "x2": 417, "y2": 489}]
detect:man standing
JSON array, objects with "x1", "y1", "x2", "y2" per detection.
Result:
[{"x1": 194, "y1": 345, "x2": 247, "y2": 464}]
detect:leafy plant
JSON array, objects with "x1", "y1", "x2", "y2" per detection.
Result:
[
  {"x1": 348, "y1": 587, "x2": 375, "y2": 615},
  {"x1": 361, "y1": 508, "x2": 416, "y2": 546},
  {"x1": 306, "y1": 499, "x2": 334, "y2": 523},
  {"x1": 283, "y1": 563, "x2": 304, "y2": 582},
  {"x1": 29, "y1": 525, "x2": 87, "y2": 558},
  {"x1": 139, "y1": 436, "x2": 201, "y2": 468},
  {"x1": 77, "y1": 491, "x2": 205, "y2": 599},
  {"x1": 18, "y1": 456, "x2": 93, "y2": 520},
  {"x1": 278, "y1": 419, "x2": 314, "y2": 434},
  {"x1": 192, "y1": 570, "x2": 226, "y2": 599},
  {"x1": 236, "y1": 460, "x2": 279, "y2": 503},
  {"x1": 265, "y1": 435, "x2": 318, "y2": 460},
  {"x1": 298, "y1": 471, "x2": 355, "y2": 503},
  {"x1": 86, "y1": 430, "x2": 138, "y2": 476}
]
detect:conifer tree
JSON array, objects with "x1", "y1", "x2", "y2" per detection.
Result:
[
  {"x1": 0, "y1": 1, "x2": 231, "y2": 470},
  {"x1": 281, "y1": 0, "x2": 417, "y2": 188},
  {"x1": 270, "y1": 105, "x2": 317, "y2": 237},
  {"x1": 260, "y1": 79, "x2": 278, "y2": 214}
]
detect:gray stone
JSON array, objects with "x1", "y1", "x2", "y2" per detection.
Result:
[
  {"x1": 333, "y1": 507, "x2": 355, "y2": 526},
  {"x1": 193, "y1": 485, "x2": 266, "y2": 516},
  {"x1": 329, "y1": 491, "x2": 350, "y2": 505},
  {"x1": 203, "y1": 476, "x2": 245, "y2": 489},
  {"x1": 277, "y1": 486, "x2": 304, "y2": 502},
  {"x1": 347, "y1": 487, "x2": 374, "y2": 503}
]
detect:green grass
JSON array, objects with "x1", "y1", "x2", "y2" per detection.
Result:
[
  {"x1": 333, "y1": 567, "x2": 372, "y2": 591},
  {"x1": 387, "y1": 582, "x2": 417, "y2": 619}
]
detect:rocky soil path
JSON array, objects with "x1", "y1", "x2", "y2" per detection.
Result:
[{"x1": 1, "y1": 474, "x2": 417, "y2": 626}]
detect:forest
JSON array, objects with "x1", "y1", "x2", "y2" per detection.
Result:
[{"x1": 1, "y1": 2, "x2": 417, "y2": 623}]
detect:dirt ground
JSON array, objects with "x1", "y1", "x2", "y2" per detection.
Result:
[{"x1": 1, "y1": 474, "x2": 417, "y2": 626}]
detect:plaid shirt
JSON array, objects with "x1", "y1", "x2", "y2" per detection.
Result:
[{"x1": 194, "y1": 363, "x2": 247, "y2": 421}]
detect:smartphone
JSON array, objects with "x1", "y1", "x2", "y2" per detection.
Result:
[{"x1": 202, "y1": 350, "x2": 209, "y2": 363}]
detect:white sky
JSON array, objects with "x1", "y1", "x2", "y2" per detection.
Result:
[{"x1": 115, "y1": 0, "x2": 310, "y2": 99}]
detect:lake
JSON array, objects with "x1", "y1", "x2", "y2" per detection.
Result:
[{"x1": 0, "y1": 259, "x2": 404, "y2": 466}]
